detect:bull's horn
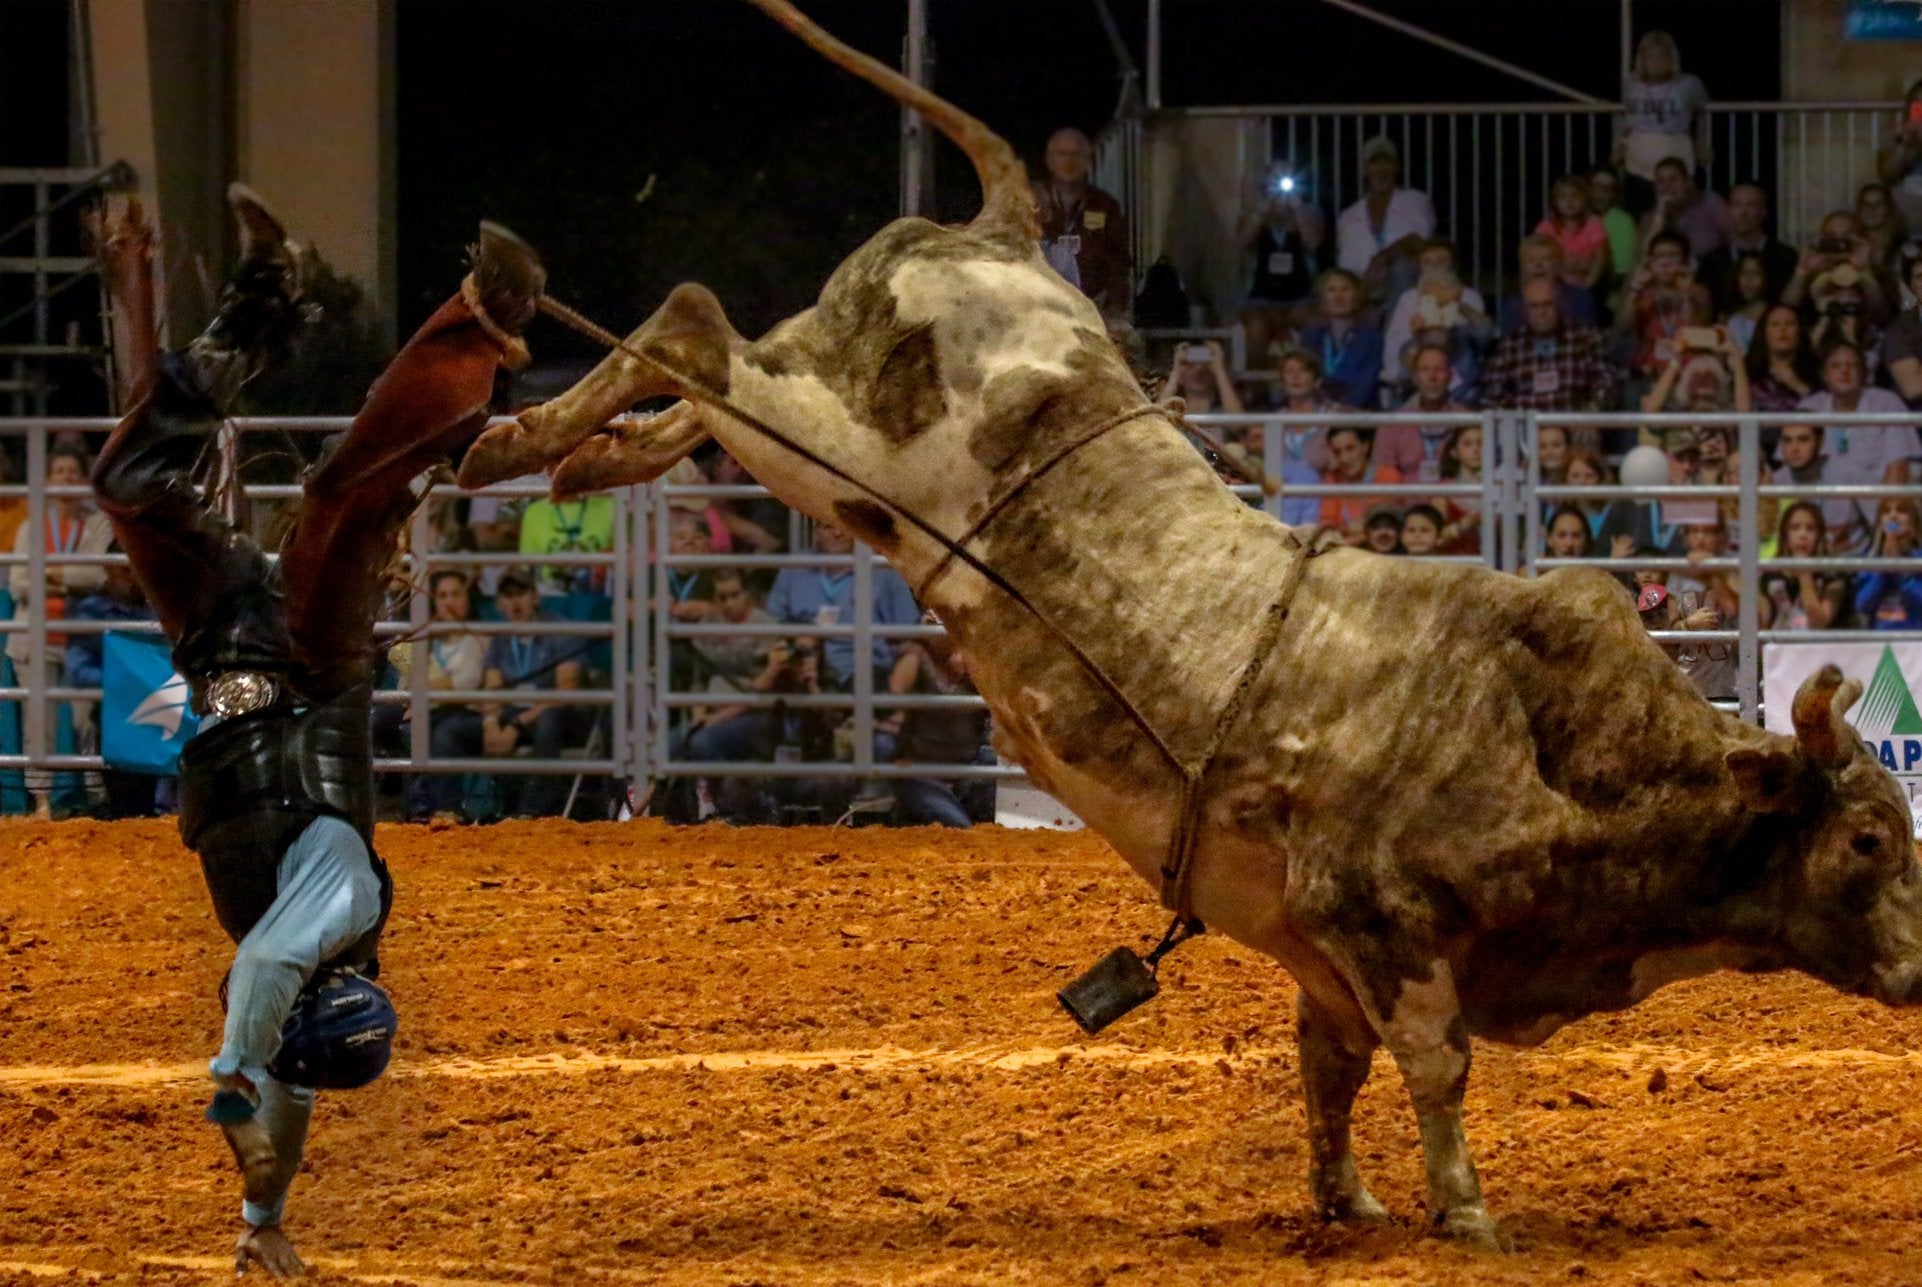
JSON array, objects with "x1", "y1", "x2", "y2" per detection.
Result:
[{"x1": 1790, "y1": 665, "x2": 1860, "y2": 771}]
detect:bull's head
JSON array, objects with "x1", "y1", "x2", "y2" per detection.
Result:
[{"x1": 1727, "y1": 665, "x2": 1922, "y2": 1005}]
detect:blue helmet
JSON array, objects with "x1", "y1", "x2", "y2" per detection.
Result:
[{"x1": 269, "y1": 972, "x2": 397, "y2": 1090}]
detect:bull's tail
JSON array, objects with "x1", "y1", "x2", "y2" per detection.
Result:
[{"x1": 745, "y1": 0, "x2": 1037, "y2": 241}]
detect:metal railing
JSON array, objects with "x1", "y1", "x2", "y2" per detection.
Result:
[
  {"x1": 3, "y1": 409, "x2": 1921, "y2": 803},
  {"x1": 0, "y1": 162, "x2": 137, "y2": 419},
  {"x1": 1130, "y1": 101, "x2": 1901, "y2": 328},
  {"x1": 1525, "y1": 411, "x2": 1922, "y2": 724},
  {"x1": 0, "y1": 418, "x2": 630, "y2": 791}
]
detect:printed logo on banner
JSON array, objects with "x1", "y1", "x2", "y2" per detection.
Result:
[
  {"x1": 1764, "y1": 641, "x2": 1922, "y2": 834},
  {"x1": 1855, "y1": 646, "x2": 1922, "y2": 773},
  {"x1": 1844, "y1": 0, "x2": 1922, "y2": 41},
  {"x1": 102, "y1": 632, "x2": 199, "y2": 774},
  {"x1": 129, "y1": 673, "x2": 191, "y2": 740}
]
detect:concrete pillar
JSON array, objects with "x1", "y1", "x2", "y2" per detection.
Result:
[
  {"x1": 83, "y1": 0, "x2": 392, "y2": 344},
  {"x1": 1141, "y1": 115, "x2": 1268, "y2": 328},
  {"x1": 87, "y1": 0, "x2": 233, "y2": 341},
  {"x1": 236, "y1": 0, "x2": 393, "y2": 343},
  {"x1": 1778, "y1": 0, "x2": 1913, "y2": 243}
]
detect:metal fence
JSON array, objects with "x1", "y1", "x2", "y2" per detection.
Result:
[
  {"x1": 1248, "y1": 103, "x2": 1898, "y2": 285},
  {"x1": 2, "y1": 410, "x2": 1920, "y2": 796},
  {"x1": 1115, "y1": 101, "x2": 1903, "y2": 327},
  {"x1": 1200, "y1": 407, "x2": 1922, "y2": 724}
]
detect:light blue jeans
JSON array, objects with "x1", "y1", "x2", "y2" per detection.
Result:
[{"x1": 207, "y1": 815, "x2": 382, "y2": 1226}]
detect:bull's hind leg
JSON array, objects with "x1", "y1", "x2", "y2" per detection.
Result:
[
  {"x1": 1376, "y1": 959, "x2": 1504, "y2": 1251},
  {"x1": 459, "y1": 282, "x2": 737, "y2": 488},
  {"x1": 1297, "y1": 992, "x2": 1391, "y2": 1224}
]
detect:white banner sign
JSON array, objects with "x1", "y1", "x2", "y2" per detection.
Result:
[
  {"x1": 994, "y1": 775, "x2": 1085, "y2": 831},
  {"x1": 1763, "y1": 640, "x2": 1922, "y2": 834}
]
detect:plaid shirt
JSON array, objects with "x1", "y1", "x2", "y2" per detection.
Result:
[{"x1": 1483, "y1": 324, "x2": 1622, "y2": 411}]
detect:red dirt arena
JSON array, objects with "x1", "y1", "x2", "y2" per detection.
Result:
[{"x1": 3, "y1": 816, "x2": 1921, "y2": 1286}]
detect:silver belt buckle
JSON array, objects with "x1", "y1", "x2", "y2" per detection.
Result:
[{"x1": 205, "y1": 671, "x2": 279, "y2": 719}]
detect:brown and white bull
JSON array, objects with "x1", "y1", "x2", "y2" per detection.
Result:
[{"x1": 460, "y1": 0, "x2": 1922, "y2": 1249}]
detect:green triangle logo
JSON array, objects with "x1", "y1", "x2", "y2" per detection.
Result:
[{"x1": 1857, "y1": 645, "x2": 1922, "y2": 736}]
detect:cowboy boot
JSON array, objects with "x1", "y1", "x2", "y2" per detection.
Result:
[
  {"x1": 469, "y1": 219, "x2": 546, "y2": 341},
  {"x1": 92, "y1": 184, "x2": 303, "y2": 688},
  {"x1": 176, "y1": 182, "x2": 307, "y2": 411},
  {"x1": 97, "y1": 183, "x2": 307, "y2": 501},
  {"x1": 277, "y1": 221, "x2": 543, "y2": 701}
]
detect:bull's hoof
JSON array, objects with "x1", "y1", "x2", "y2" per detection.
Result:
[
  {"x1": 458, "y1": 407, "x2": 550, "y2": 489},
  {"x1": 1319, "y1": 1187, "x2": 1394, "y2": 1226},
  {"x1": 550, "y1": 433, "x2": 627, "y2": 501},
  {"x1": 1435, "y1": 1204, "x2": 1509, "y2": 1252}
]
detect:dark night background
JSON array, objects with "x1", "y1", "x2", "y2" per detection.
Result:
[
  {"x1": 4, "y1": 0, "x2": 1783, "y2": 376},
  {"x1": 390, "y1": 0, "x2": 1780, "y2": 364}
]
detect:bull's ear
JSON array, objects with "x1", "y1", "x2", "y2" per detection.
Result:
[{"x1": 1726, "y1": 747, "x2": 1809, "y2": 814}]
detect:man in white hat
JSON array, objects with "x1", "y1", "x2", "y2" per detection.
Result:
[{"x1": 1335, "y1": 136, "x2": 1435, "y2": 301}]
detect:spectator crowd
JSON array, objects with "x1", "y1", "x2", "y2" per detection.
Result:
[{"x1": 1116, "y1": 38, "x2": 1922, "y2": 705}]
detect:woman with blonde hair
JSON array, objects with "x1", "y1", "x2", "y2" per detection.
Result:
[{"x1": 1614, "y1": 30, "x2": 1710, "y2": 217}]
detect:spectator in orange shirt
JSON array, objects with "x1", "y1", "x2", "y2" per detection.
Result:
[{"x1": 1320, "y1": 425, "x2": 1403, "y2": 545}]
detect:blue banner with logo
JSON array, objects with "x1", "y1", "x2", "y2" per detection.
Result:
[
  {"x1": 1846, "y1": 0, "x2": 1922, "y2": 40},
  {"x1": 102, "y1": 631, "x2": 197, "y2": 774}
]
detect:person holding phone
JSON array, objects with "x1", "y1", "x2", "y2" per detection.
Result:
[
  {"x1": 1760, "y1": 502, "x2": 1850, "y2": 631},
  {"x1": 1783, "y1": 210, "x2": 1894, "y2": 323},
  {"x1": 1156, "y1": 338, "x2": 1244, "y2": 417},
  {"x1": 1237, "y1": 163, "x2": 1327, "y2": 361},
  {"x1": 1640, "y1": 324, "x2": 1750, "y2": 415},
  {"x1": 1809, "y1": 264, "x2": 1882, "y2": 362},
  {"x1": 1618, "y1": 230, "x2": 1710, "y2": 388}
]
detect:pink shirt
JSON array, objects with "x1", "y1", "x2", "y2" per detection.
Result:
[{"x1": 1535, "y1": 216, "x2": 1609, "y2": 272}]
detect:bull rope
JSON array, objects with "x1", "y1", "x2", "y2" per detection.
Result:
[{"x1": 533, "y1": 292, "x2": 1319, "y2": 925}]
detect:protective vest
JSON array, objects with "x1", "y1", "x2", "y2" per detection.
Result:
[{"x1": 177, "y1": 685, "x2": 390, "y2": 972}]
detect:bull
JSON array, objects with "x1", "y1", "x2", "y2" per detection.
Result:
[{"x1": 459, "y1": 0, "x2": 1922, "y2": 1249}]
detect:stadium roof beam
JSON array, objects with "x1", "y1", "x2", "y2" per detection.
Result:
[{"x1": 1316, "y1": 0, "x2": 1608, "y2": 105}]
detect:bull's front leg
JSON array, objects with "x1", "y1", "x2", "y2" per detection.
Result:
[
  {"x1": 1296, "y1": 992, "x2": 1391, "y2": 1224},
  {"x1": 459, "y1": 282, "x2": 737, "y2": 489},
  {"x1": 1375, "y1": 958, "x2": 1504, "y2": 1250}
]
